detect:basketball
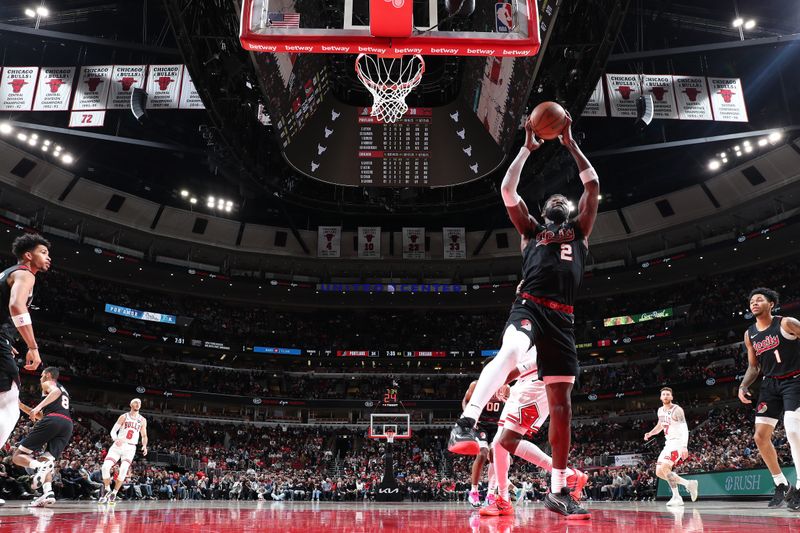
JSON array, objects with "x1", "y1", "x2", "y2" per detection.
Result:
[{"x1": 529, "y1": 101, "x2": 567, "y2": 140}]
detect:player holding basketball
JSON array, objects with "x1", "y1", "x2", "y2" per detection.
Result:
[
  {"x1": 449, "y1": 111, "x2": 597, "y2": 519},
  {"x1": 0, "y1": 234, "x2": 51, "y2": 461},
  {"x1": 481, "y1": 347, "x2": 588, "y2": 517},
  {"x1": 14, "y1": 367, "x2": 74, "y2": 507},
  {"x1": 462, "y1": 368, "x2": 509, "y2": 508},
  {"x1": 643, "y1": 387, "x2": 698, "y2": 506},
  {"x1": 99, "y1": 398, "x2": 149, "y2": 504},
  {"x1": 738, "y1": 287, "x2": 800, "y2": 510}
]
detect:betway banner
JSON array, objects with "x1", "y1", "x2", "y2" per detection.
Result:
[
  {"x1": 604, "y1": 308, "x2": 673, "y2": 327},
  {"x1": 656, "y1": 467, "x2": 797, "y2": 498}
]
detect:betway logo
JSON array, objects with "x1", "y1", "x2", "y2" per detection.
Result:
[
  {"x1": 284, "y1": 45, "x2": 313, "y2": 52},
  {"x1": 430, "y1": 47, "x2": 459, "y2": 54},
  {"x1": 322, "y1": 45, "x2": 351, "y2": 53},
  {"x1": 467, "y1": 48, "x2": 494, "y2": 55},
  {"x1": 359, "y1": 46, "x2": 388, "y2": 54},
  {"x1": 392, "y1": 47, "x2": 423, "y2": 54},
  {"x1": 248, "y1": 44, "x2": 277, "y2": 52},
  {"x1": 502, "y1": 49, "x2": 532, "y2": 56}
]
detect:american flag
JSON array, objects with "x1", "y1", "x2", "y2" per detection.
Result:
[{"x1": 268, "y1": 12, "x2": 301, "y2": 28}]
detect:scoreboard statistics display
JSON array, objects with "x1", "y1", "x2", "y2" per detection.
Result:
[{"x1": 282, "y1": 98, "x2": 506, "y2": 187}]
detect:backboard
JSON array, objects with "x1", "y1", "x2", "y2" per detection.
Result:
[
  {"x1": 240, "y1": 0, "x2": 540, "y2": 57},
  {"x1": 368, "y1": 413, "x2": 412, "y2": 440}
]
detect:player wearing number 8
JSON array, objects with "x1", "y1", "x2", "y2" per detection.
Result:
[
  {"x1": 739, "y1": 288, "x2": 800, "y2": 510},
  {"x1": 98, "y1": 398, "x2": 149, "y2": 505}
]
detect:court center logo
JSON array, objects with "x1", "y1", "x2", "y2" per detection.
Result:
[{"x1": 384, "y1": 0, "x2": 404, "y2": 7}]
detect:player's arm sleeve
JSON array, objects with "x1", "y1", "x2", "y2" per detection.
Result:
[{"x1": 501, "y1": 148, "x2": 538, "y2": 236}]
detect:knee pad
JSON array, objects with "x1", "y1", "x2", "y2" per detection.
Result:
[
  {"x1": 118, "y1": 461, "x2": 131, "y2": 481},
  {"x1": 101, "y1": 460, "x2": 113, "y2": 480}
]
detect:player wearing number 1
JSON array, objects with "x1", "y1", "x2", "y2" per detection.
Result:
[
  {"x1": 99, "y1": 398, "x2": 149, "y2": 504},
  {"x1": 13, "y1": 367, "x2": 73, "y2": 507},
  {"x1": 738, "y1": 288, "x2": 800, "y2": 510},
  {"x1": 449, "y1": 113, "x2": 598, "y2": 519}
]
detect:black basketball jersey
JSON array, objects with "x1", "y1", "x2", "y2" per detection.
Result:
[
  {"x1": 42, "y1": 383, "x2": 71, "y2": 417},
  {"x1": 0, "y1": 264, "x2": 34, "y2": 341},
  {"x1": 748, "y1": 316, "x2": 800, "y2": 378},
  {"x1": 518, "y1": 221, "x2": 588, "y2": 307},
  {"x1": 479, "y1": 396, "x2": 504, "y2": 425}
]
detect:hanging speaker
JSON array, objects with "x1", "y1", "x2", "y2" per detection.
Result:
[
  {"x1": 636, "y1": 94, "x2": 654, "y2": 127},
  {"x1": 130, "y1": 88, "x2": 148, "y2": 121}
]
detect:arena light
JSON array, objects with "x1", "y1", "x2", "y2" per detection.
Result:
[
  {"x1": 732, "y1": 18, "x2": 743, "y2": 28},
  {"x1": 61, "y1": 154, "x2": 74, "y2": 164},
  {"x1": 708, "y1": 160, "x2": 721, "y2": 171},
  {"x1": 744, "y1": 19, "x2": 756, "y2": 30},
  {"x1": 189, "y1": 197, "x2": 197, "y2": 205},
  {"x1": 36, "y1": 6, "x2": 49, "y2": 17},
  {"x1": 0, "y1": 122, "x2": 12, "y2": 135},
  {"x1": 17, "y1": 132, "x2": 27, "y2": 141},
  {"x1": 180, "y1": 189, "x2": 189, "y2": 197},
  {"x1": 25, "y1": 8, "x2": 36, "y2": 17},
  {"x1": 744, "y1": 145, "x2": 753, "y2": 153},
  {"x1": 758, "y1": 138, "x2": 768, "y2": 147},
  {"x1": 28, "y1": 138, "x2": 37, "y2": 146},
  {"x1": 768, "y1": 131, "x2": 782, "y2": 142}
]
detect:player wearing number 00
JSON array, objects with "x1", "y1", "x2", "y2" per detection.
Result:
[
  {"x1": 99, "y1": 398, "x2": 149, "y2": 505},
  {"x1": 738, "y1": 288, "x2": 800, "y2": 510},
  {"x1": 448, "y1": 112, "x2": 598, "y2": 520}
]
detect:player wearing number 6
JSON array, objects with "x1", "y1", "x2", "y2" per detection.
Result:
[
  {"x1": 449, "y1": 112, "x2": 597, "y2": 519},
  {"x1": 738, "y1": 288, "x2": 800, "y2": 510},
  {"x1": 13, "y1": 367, "x2": 73, "y2": 507},
  {"x1": 99, "y1": 398, "x2": 148, "y2": 504}
]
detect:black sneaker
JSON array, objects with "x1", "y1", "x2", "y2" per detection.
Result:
[
  {"x1": 544, "y1": 487, "x2": 591, "y2": 520},
  {"x1": 787, "y1": 487, "x2": 800, "y2": 511},
  {"x1": 447, "y1": 417, "x2": 479, "y2": 455},
  {"x1": 768, "y1": 484, "x2": 789, "y2": 508}
]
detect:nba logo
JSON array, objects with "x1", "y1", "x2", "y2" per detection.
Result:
[{"x1": 495, "y1": 2, "x2": 513, "y2": 33}]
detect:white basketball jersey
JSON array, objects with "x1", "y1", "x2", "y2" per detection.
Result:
[
  {"x1": 119, "y1": 413, "x2": 143, "y2": 445},
  {"x1": 658, "y1": 404, "x2": 685, "y2": 442}
]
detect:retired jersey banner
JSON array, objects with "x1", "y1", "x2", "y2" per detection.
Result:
[
  {"x1": 32, "y1": 67, "x2": 75, "y2": 111},
  {"x1": 443, "y1": 227, "x2": 466, "y2": 259},
  {"x1": 145, "y1": 65, "x2": 183, "y2": 109},
  {"x1": 108, "y1": 65, "x2": 146, "y2": 109},
  {"x1": 317, "y1": 226, "x2": 341, "y2": 258},
  {"x1": 402, "y1": 227, "x2": 426, "y2": 259},
  {"x1": 178, "y1": 66, "x2": 205, "y2": 109},
  {"x1": 0, "y1": 67, "x2": 39, "y2": 111},
  {"x1": 708, "y1": 77, "x2": 748, "y2": 122},
  {"x1": 581, "y1": 78, "x2": 607, "y2": 117},
  {"x1": 642, "y1": 75, "x2": 678, "y2": 119},
  {"x1": 673, "y1": 75, "x2": 713, "y2": 121},
  {"x1": 358, "y1": 226, "x2": 381, "y2": 258},
  {"x1": 605, "y1": 73, "x2": 640, "y2": 118},
  {"x1": 68, "y1": 110, "x2": 106, "y2": 128},
  {"x1": 72, "y1": 65, "x2": 112, "y2": 110}
]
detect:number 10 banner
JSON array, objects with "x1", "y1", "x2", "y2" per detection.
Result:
[{"x1": 358, "y1": 226, "x2": 381, "y2": 259}]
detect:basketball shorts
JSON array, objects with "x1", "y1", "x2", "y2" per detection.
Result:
[
  {"x1": 105, "y1": 442, "x2": 137, "y2": 465},
  {"x1": 505, "y1": 300, "x2": 579, "y2": 378},
  {"x1": 755, "y1": 374, "x2": 800, "y2": 423},
  {"x1": 0, "y1": 336, "x2": 20, "y2": 393},
  {"x1": 499, "y1": 378, "x2": 549, "y2": 437},
  {"x1": 477, "y1": 421, "x2": 499, "y2": 450},
  {"x1": 657, "y1": 441, "x2": 684, "y2": 466},
  {"x1": 19, "y1": 414, "x2": 74, "y2": 460}
]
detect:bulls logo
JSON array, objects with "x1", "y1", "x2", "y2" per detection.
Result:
[
  {"x1": 9, "y1": 79, "x2": 27, "y2": 93},
  {"x1": 718, "y1": 89, "x2": 735, "y2": 103},
  {"x1": 119, "y1": 77, "x2": 137, "y2": 91},
  {"x1": 384, "y1": 0, "x2": 404, "y2": 7},
  {"x1": 757, "y1": 402, "x2": 768, "y2": 414},
  {"x1": 155, "y1": 76, "x2": 174, "y2": 90},
  {"x1": 450, "y1": 235, "x2": 460, "y2": 243},
  {"x1": 683, "y1": 87, "x2": 702, "y2": 102},
  {"x1": 520, "y1": 319, "x2": 532, "y2": 332},
  {"x1": 46, "y1": 79, "x2": 65, "y2": 93},
  {"x1": 617, "y1": 85, "x2": 634, "y2": 100},
  {"x1": 650, "y1": 87, "x2": 668, "y2": 101},
  {"x1": 365, "y1": 234, "x2": 374, "y2": 243},
  {"x1": 86, "y1": 77, "x2": 103, "y2": 91},
  {"x1": 324, "y1": 233, "x2": 335, "y2": 242},
  {"x1": 409, "y1": 234, "x2": 418, "y2": 242}
]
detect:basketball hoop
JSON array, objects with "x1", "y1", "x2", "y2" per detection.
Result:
[
  {"x1": 384, "y1": 429, "x2": 397, "y2": 444},
  {"x1": 355, "y1": 53, "x2": 425, "y2": 124}
]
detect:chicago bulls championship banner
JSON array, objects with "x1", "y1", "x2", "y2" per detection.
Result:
[
  {"x1": 33, "y1": 67, "x2": 75, "y2": 111},
  {"x1": 145, "y1": 65, "x2": 183, "y2": 109},
  {"x1": 402, "y1": 227, "x2": 426, "y2": 259},
  {"x1": 317, "y1": 226, "x2": 341, "y2": 258},
  {"x1": 357, "y1": 226, "x2": 381, "y2": 259},
  {"x1": 673, "y1": 75, "x2": 713, "y2": 120},
  {"x1": 443, "y1": 227, "x2": 466, "y2": 259},
  {"x1": 708, "y1": 77, "x2": 748, "y2": 122},
  {"x1": 642, "y1": 75, "x2": 678, "y2": 119},
  {"x1": 0, "y1": 67, "x2": 39, "y2": 111},
  {"x1": 72, "y1": 65, "x2": 113, "y2": 110},
  {"x1": 581, "y1": 78, "x2": 607, "y2": 117},
  {"x1": 108, "y1": 65, "x2": 146, "y2": 109},
  {"x1": 605, "y1": 73, "x2": 640, "y2": 118},
  {"x1": 178, "y1": 66, "x2": 205, "y2": 109}
]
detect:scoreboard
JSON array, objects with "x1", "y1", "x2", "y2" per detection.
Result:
[{"x1": 358, "y1": 108, "x2": 431, "y2": 186}]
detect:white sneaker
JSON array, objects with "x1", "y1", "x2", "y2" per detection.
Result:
[
  {"x1": 98, "y1": 495, "x2": 109, "y2": 504},
  {"x1": 687, "y1": 480, "x2": 699, "y2": 502},
  {"x1": 468, "y1": 490, "x2": 481, "y2": 508},
  {"x1": 666, "y1": 495, "x2": 684, "y2": 506},
  {"x1": 0, "y1": 498, "x2": 5, "y2": 506},
  {"x1": 108, "y1": 492, "x2": 117, "y2": 505},
  {"x1": 31, "y1": 461, "x2": 54, "y2": 490},
  {"x1": 29, "y1": 491, "x2": 55, "y2": 508}
]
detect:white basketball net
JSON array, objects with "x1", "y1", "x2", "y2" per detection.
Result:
[{"x1": 355, "y1": 54, "x2": 425, "y2": 124}]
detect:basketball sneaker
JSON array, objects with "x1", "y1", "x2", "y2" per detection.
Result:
[
  {"x1": 468, "y1": 490, "x2": 481, "y2": 508},
  {"x1": 29, "y1": 491, "x2": 55, "y2": 508},
  {"x1": 486, "y1": 493, "x2": 496, "y2": 507},
  {"x1": 666, "y1": 494, "x2": 684, "y2": 506},
  {"x1": 687, "y1": 480, "x2": 699, "y2": 502},
  {"x1": 786, "y1": 487, "x2": 800, "y2": 511},
  {"x1": 566, "y1": 469, "x2": 589, "y2": 501},
  {"x1": 448, "y1": 417, "x2": 479, "y2": 455},
  {"x1": 768, "y1": 484, "x2": 789, "y2": 508},
  {"x1": 30, "y1": 461, "x2": 54, "y2": 490},
  {"x1": 544, "y1": 487, "x2": 591, "y2": 520},
  {"x1": 479, "y1": 495, "x2": 514, "y2": 516},
  {"x1": 98, "y1": 494, "x2": 108, "y2": 504},
  {"x1": 108, "y1": 491, "x2": 117, "y2": 505}
]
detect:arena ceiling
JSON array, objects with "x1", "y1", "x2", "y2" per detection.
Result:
[{"x1": 0, "y1": 1, "x2": 798, "y2": 232}]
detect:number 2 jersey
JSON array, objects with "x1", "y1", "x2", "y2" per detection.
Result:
[
  {"x1": 517, "y1": 221, "x2": 588, "y2": 307},
  {"x1": 748, "y1": 316, "x2": 800, "y2": 379}
]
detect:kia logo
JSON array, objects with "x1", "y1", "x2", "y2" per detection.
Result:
[
  {"x1": 253, "y1": 398, "x2": 262, "y2": 405},
  {"x1": 108, "y1": 326, "x2": 117, "y2": 333},
  {"x1": 706, "y1": 378, "x2": 716, "y2": 386},
  {"x1": 364, "y1": 401, "x2": 374, "y2": 407},
  {"x1": 588, "y1": 394, "x2": 598, "y2": 401},
  {"x1": 136, "y1": 386, "x2": 146, "y2": 394}
]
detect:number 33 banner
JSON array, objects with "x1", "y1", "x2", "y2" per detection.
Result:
[
  {"x1": 443, "y1": 227, "x2": 466, "y2": 259},
  {"x1": 358, "y1": 226, "x2": 381, "y2": 259}
]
